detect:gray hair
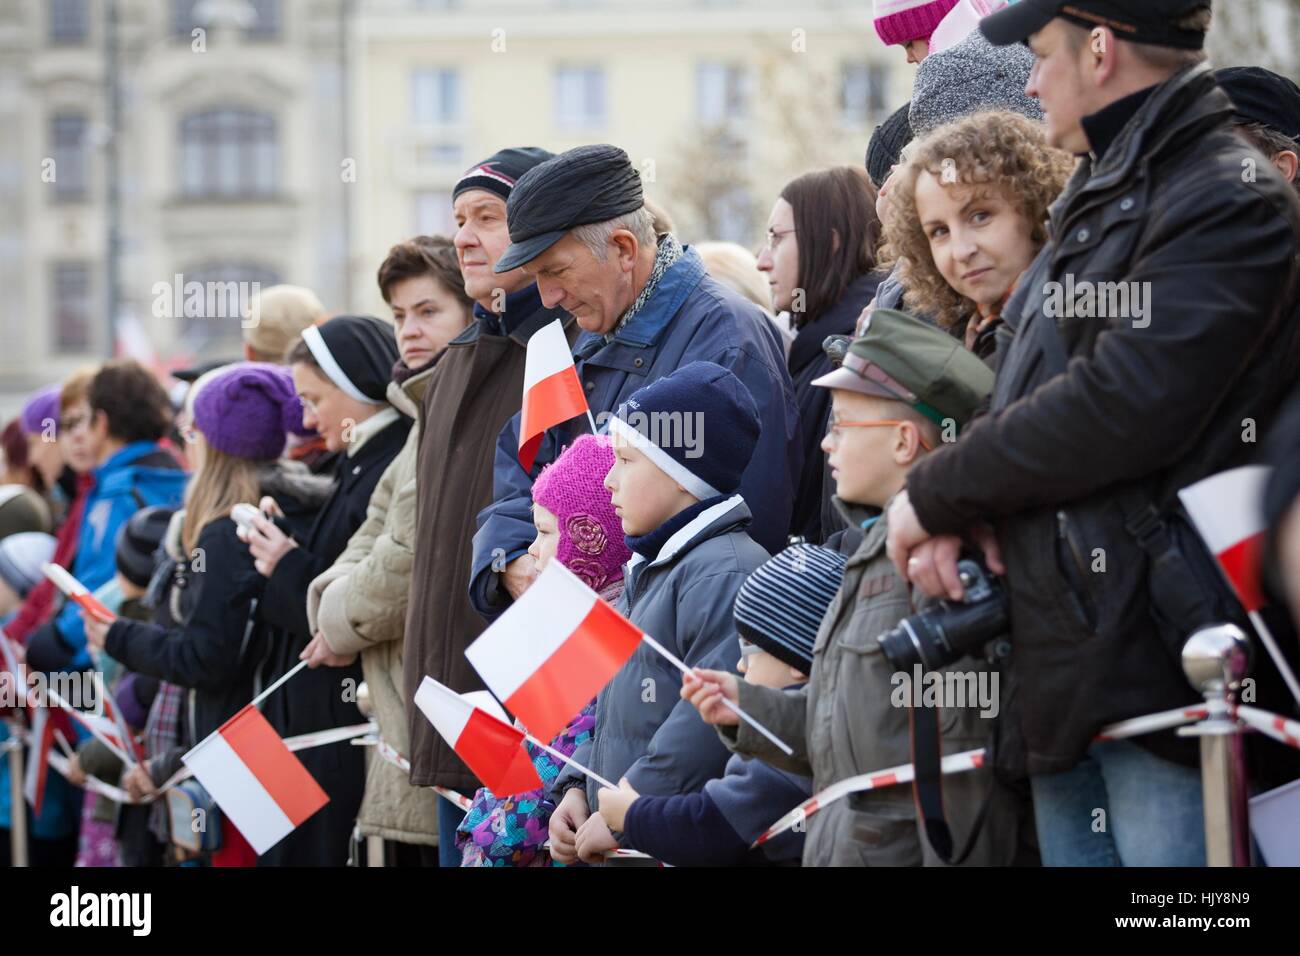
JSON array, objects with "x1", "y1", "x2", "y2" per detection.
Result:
[{"x1": 569, "y1": 206, "x2": 657, "y2": 261}]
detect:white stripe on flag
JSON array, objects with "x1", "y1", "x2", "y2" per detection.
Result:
[
  {"x1": 1178, "y1": 465, "x2": 1269, "y2": 553},
  {"x1": 183, "y1": 731, "x2": 293, "y2": 855},
  {"x1": 414, "y1": 677, "x2": 473, "y2": 746},
  {"x1": 464, "y1": 562, "x2": 599, "y2": 701},
  {"x1": 522, "y1": 320, "x2": 576, "y2": 392}
]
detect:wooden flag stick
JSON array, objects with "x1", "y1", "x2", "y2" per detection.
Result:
[
  {"x1": 523, "y1": 732, "x2": 618, "y2": 791},
  {"x1": 639, "y1": 633, "x2": 795, "y2": 757}
]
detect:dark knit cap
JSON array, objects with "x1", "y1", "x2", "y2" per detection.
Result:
[
  {"x1": 608, "y1": 361, "x2": 761, "y2": 500},
  {"x1": 734, "y1": 544, "x2": 847, "y2": 673},
  {"x1": 495, "y1": 144, "x2": 645, "y2": 273},
  {"x1": 115, "y1": 505, "x2": 174, "y2": 589},
  {"x1": 0, "y1": 485, "x2": 52, "y2": 538},
  {"x1": 192, "y1": 363, "x2": 304, "y2": 461},
  {"x1": 1216, "y1": 67, "x2": 1300, "y2": 145},
  {"x1": 909, "y1": 30, "x2": 1042, "y2": 135},
  {"x1": 453, "y1": 146, "x2": 556, "y2": 203},
  {"x1": 299, "y1": 315, "x2": 399, "y2": 405},
  {"x1": 867, "y1": 102, "x2": 913, "y2": 188}
]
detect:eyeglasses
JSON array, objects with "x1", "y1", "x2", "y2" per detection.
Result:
[
  {"x1": 738, "y1": 637, "x2": 761, "y2": 658},
  {"x1": 828, "y1": 419, "x2": 934, "y2": 453},
  {"x1": 765, "y1": 227, "x2": 796, "y2": 251}
]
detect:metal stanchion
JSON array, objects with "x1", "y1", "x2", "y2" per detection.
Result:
[
  {"x1": 5, "y1": 723, "x2": 27, "y2": 867},
  {"x1": 1180, "y1": 624, "x2": 1253, "y2": 867}
]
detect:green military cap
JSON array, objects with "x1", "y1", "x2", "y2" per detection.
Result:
[{"x1": 811, "y1": 308, "x2": 994, "y2": 429}]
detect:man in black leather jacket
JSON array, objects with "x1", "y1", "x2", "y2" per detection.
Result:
[{"x1": 886, "y1": 1, "x2": 1300, "y2": 865}]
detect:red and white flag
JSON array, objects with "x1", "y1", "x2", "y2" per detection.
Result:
[
  {"x1": 41, "y1": 563, "x2": 115, "y2": 625},
  {"x1": 182, "y1": 704, "x2": 329, "y2": 855},
  {"x1": 23, "y1": 706, "x2": 56, "y2": 815},
  {"x1": 1179, "y1": 465, "x2": 1271, "y2": 612},
  {"x1": 518, "y1": 319, "x2": 589, "y2": 472},
  {"x1": 98, "y1": 679, "x2": 144, "y2": 765},
  {"x1": 465, "y1": 561, "x2": 643, "y2": 742},
  {"x1": 414, "y1": 678, "x2": 542, "y2": 795}
]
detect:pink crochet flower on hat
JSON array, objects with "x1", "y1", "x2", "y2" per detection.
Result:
[
  {"x1": 532, "y1": 434, "x2": 631, "y2": 591},
  {"x1": 567, "y1": 514, "x2": 608, "y2": 555}
]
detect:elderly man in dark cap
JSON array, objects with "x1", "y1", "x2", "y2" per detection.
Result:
[
  {"x1": 1216, "y1": 66, "x2": 1300, "y2": 192},
  {"x1": 469, "y1": 144, "x2": 802, "y2": 621}
]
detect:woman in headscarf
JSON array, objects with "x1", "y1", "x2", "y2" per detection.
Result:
[{"x1": 243, "y1": 314, "x2": 411, "y2": 867}]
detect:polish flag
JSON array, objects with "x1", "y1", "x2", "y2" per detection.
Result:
[
  {"x1": 41, "y1": 563, "x2": 115, "y2": 625},
  {"x1": 465, "y1": 561, "x2": 643, "y2": 741},
  {"x1": 518, "y1": 320, "x2": 588, "y2": 472},
  {"x1": 98, "y1": 682, "x2": 144, "y2": 765},
  {"x1": 182, "y1": 705, "x2": 329, "y2": 855},
  {"x1": 414, "y1": 678, "x2": 542, "y2": 795},
  {"x1": 1179, "y1": 465, "x2": 1271, "y2": 612},
  {"x1": 23, "y1": 707, "x2": 55, "y2": 815}
]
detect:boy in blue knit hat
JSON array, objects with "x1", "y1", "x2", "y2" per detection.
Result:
[
  {"x1": 597, "y1": 543, "x2": 845, "y2": 866},
  {"x1": 547, "y1": 361, "x2": 772, "y2": 865}
]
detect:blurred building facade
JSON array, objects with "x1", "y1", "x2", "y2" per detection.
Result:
[
  {"x1": 0, "y1": 0, "x2": 349, "y2": 397},
  {"x1": 348, "y1": 0, "x2": 902, "y2": 316}
]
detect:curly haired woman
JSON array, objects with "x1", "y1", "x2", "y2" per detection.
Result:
[{"x1": 881, "y1": 110, "x2": 1076, "y2": 361}]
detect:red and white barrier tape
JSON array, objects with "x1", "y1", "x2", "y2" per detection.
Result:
[
  {"x1": 1237, "y1": 705, "x2": 1300, "y2": 750},
  {"x1": 752, "y1": 748, "x2": 986, "y2": 848},
  {"x1": 752, "y1": 700, "x2": 1276, "y2": 849}
]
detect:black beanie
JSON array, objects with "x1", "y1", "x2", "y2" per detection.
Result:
[
  {"x1": 115, "y1": 506, "x2": 174, "y2": 589},
  {"x1": 866, "y1": 101, "x2": 913, "y2": 188},
  {"x1": 453, "y1": 146, "x2": 556, "y2": 203},
  {"x1": 300, "y1": 315, "x2": 400, "y2": 405}
]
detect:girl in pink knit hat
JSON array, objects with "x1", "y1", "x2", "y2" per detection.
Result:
[
  {"x1": 457, "y1": 434, "x2": 630, "y2": 866},
  {"x1": 873, "y1": 0, "x2": 1006, "y2": 63}
]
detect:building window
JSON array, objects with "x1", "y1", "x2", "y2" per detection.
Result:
[
  {"x1": 179, "y1": 108, "x2": 279, "y2": 199},
  {"x1": 176, "y1": 263, "x2": 281, "y2": 351},
  {"x1": 51, "y1": 113, "x2": 90, "y2": 203},
  {"x1": 696, "y1": 63, "x2": 750, "y2": 125},
  {"x1": 52, "y1": 263, "x2": 93, "y2": 353},
  {"x1": 841, "y1": 63, "x2": 889, "y2": 126},
  {"x1": 554, "y1": 66, "x2": 606, "y2": 128},
  {"x1": 413, "y1": 191, "x2": 455, "y2": 237},
  {"x1": 706, "y1": 186, "x2": 753, "y2": 246},
  {"x1": 49, "y1": 0, "x2": 89, "y2": 45},
  {"x1": 172, "y1": 0, "x2": 280, "y2": 40},
  {"x1": 245, "y1": 0, "x2": 281, "y2": 40},
  {"x1": 411, "y1": 69, "x2": 461, "y2": 126}
]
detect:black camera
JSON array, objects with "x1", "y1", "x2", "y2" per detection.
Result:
[{"x1": 877, "y1": 559, "x2": 1009, "y2": 671}]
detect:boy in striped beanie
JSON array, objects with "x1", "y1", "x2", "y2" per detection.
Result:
[{"x1": 597, "y1": 544, "x2": 845, "y2": 865}]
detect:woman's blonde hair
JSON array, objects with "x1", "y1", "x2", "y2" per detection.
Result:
[
  {"x1": 880, "y1": 110, "x2": 1076, "y2": 330},
  {"x1": 695, "y1": 241, "x2": 772, "y2": 312},
  {"x1": 179, "y1": 368, "x2": 267, "y2": 554}
]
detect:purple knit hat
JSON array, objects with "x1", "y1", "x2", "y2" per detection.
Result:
[
  {"x1": 19, "y1": 385, "x2": 61, "y2": 436},
  {"x1": 191, "y1": 363, "x2": 305, "y2": 461},
  {"x1": 532, "y1": 434, "x2": 630, "y2": 593},
  {"x1": 873, "y1": 0, "x2": 959, "y2": 47}
]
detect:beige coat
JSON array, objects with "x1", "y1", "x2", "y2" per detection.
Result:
[{"x1": 307, "y1": 366, "x2": 436, "y2": 846}]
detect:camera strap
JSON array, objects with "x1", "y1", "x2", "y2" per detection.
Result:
[{"x1": 908, "y1": 690, "x2": 993, "y2": 866}]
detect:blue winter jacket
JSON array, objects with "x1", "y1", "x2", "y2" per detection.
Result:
[{"x1": 469, "y1": 245, "x2": 802, "y2": 621}]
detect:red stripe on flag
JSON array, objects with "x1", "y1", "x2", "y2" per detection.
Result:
[
  {"x1": 219, "y1": 706, "x2": 328, "y2": 826},
  {"x1": 1217, "y1": 532, "x2": 1266, "y2": 612},
  {"x1": 458, "y1": 708, "x2": 540, "y2": 795},
  {"x1": 504, "y1": 598, "x2": 643, "y2": 741},
  {"x1": 873, "y1": 772, "x2": 899, "y2": 788},
  {"x1": 519, "y1": 366, "x2": 588, "y2": 471}
]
